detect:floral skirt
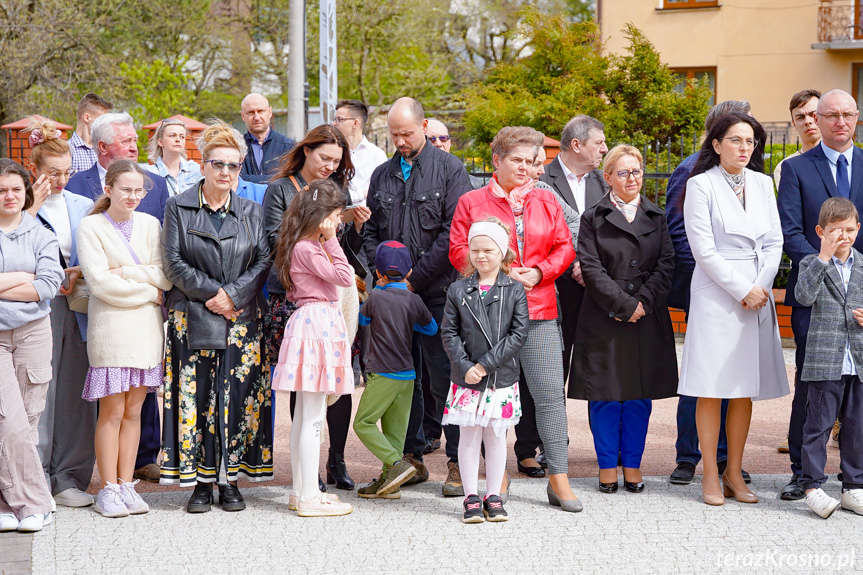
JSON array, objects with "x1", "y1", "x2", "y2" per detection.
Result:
[
  {"x1": 159, "y1": 310, "x2": 273, "y2": 487},
  {"x1": 263, "y1": 292, "x2": 297, "y2": 367},
  {"x1": 442, "y1": 381, "x2": 522, "y2": 438},
  {"x1": 82, "y1": 365, "x2": 162, "y2": 402},
  {"x1": 271, "y1": 301, "x2": 353, "y2": 395}
]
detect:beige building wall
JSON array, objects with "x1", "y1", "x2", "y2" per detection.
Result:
[{"x1": 599, "y1": 0, "x2": 863, "y2": 127}]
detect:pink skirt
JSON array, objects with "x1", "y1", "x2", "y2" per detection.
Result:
[{"x1": 271, "y1": 301, "x2": 353, "y2": 395}]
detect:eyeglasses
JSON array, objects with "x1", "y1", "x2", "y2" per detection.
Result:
[
  {"x1": 205, "y1": 160, "x2": 242, "y2": 173},
  {"x1": 111, "y1": 187, "x2": 148, "y2": 198},
  {"x1": 616, "y1": 169, "x2": 643, "y2": 179},
  {"x1": 719, "y1": 137, "x2": 759, "y2": 149},
  {"x1": 47, "y1": 169, "x2": 75, "y2": 181},
  {"x1": 333, "y1": 116, "x2": 358, "y2": 125},
  {"x1": 428, "y1": 135, "x2": 450, "y2": 143},
  {"x1": 817, "y1": 112, "x2": 859, "y2": 124}
]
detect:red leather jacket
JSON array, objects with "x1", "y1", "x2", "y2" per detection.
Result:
[{"x1": 449, "y1": 185, "x2": 575, "y2": 320}]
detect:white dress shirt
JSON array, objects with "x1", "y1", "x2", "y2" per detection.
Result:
[
  {"x1": 348, "y1": 136, "x2": 388, "y2": 207},
  {"x1": 557, "y1": 156, "x2": 588, "y2": 213},
  {"x1": 97, "y1": 162, "x2": 107, "y2": 192}
]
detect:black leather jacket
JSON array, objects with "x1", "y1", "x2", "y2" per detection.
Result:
[
  {"x1": 441, "y1": 271, "x2": 530, "y2": 391},
  {"x1": 161, "y1": 185, "x2": 271, "y2": 349},
  {"x1": 262, "y1": 174, "x2": 365, "y2": 295},
  {"x1": 364, "y1": 142, "x2": 472, "y2": 306}
]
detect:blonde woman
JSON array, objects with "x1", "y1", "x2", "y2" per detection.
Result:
[
  {"x1": 145, "y1": 118, "x2": 202, "y2": 196},
  {"x1": 77, "y1": 160, "x2": 172, "y2": 517}
]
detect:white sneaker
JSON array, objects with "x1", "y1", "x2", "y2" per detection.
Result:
[
  {"x1": 841, "y1": 488, "x2": 863, "y2": 515},
  {"x1": 297, "y1": 493, "x2": 353, "y2": 517},
  {"x1": 17, "y1": 512, "x2": 52, "y2": 532},
  {"x1": 118, "y1": 480, "x2": 149, "y2": 514},
  {"x1": 0, "y1": 513, "x2": 19, "y2": 532},
  {"x1": 54, "y1": 487, "x2": 94, "y2": 508},
  {"x1": 51, "y1": 497, "x2": 56, "y2": 513},
  {"x1": 806, "y1": 488, "x2": 841, "y2": 519},
  {"x1": 94, "y1": 483, "x2": 129, "y2": 518}
]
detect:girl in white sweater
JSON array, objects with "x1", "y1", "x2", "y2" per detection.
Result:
[{"x1": 77, "y1": 160, "x2": 172, "y2": 518}]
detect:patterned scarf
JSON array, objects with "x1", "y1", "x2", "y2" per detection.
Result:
[
  {"x1": 610, "y1": 191, "x2": 640, "y2": 223},
  {"x1": 719, "y1": 165, "x2": 745, "y2": 207},
  {"x1": 489, "y1": 173, "x2": 533, "y2": 216}
]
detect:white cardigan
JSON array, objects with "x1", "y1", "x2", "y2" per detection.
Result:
[{"x1": 77, "y1": 211, "x2": 173, "y2": 369}]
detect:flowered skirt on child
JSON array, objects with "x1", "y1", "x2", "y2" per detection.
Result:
[
  {"x1": 441, "y1": 381, "x2": 522, "y2": 437},
  {"x1": 271, "y1": 301, "x2": 354, "y2": 395}
]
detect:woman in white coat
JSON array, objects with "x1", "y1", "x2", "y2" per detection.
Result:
[{"x1": 678, "y1": 112, "x2": 789, "y2": 506}]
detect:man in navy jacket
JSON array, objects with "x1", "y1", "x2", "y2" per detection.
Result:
[
  {"x1": 66, "y1": 112, "x2": 169, "y2": 223},
  {"x1": 239, "y1": 93, "x2": 296, "y2": 184},
  {"x1": 66, "y1": 111, "x2": 168, "y2": 483},
  {"x1": 778, "y1": 89, "x2": 863, "y2": 500}
]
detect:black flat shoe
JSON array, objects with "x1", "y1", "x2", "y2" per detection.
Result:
[
  {"x1": 536, "y1": 449, "x2": 548, "y2": 469},
  {"x1": 625, "y1": 481, "x2": 645, "y2": 493},
  {"x1": 318, "y1": 475, "x2": 327, "y2": 493},
  {"x1": 716, "y1": 460, "x2": 752, "y2": 484},
  {"x1": 217, "y1": 484, "x2": 246, "y2": 512},
  {"x1": 187, "y1": 482, "x2": 213, "y2": 513},
  {"x1": 518, "y1": 461, "x2": 546, "y2": 478},
  {"x1": 598, "y1": 480, "x2": 619, "y2": 494},
  {"x1": 326, "y1": 452, "x2": 355, "y2": 490},
  {"x1": 780, "y1": 474, "x2": 804, "y2": 501},
  {"x1": 669, "y1": 462, "x2": 696, "y2": 485}
]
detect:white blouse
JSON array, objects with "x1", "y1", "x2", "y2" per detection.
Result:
[{"x1": 42, "y1": 192, "x2": 72, "y2": 265}]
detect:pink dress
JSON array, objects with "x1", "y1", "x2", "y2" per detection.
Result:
[{"x1": 271, "y1": 238, "x2": 355, "y2": 395}]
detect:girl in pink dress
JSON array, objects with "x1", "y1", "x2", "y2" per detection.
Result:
[{"x1": 271, "y1": 179, "x2": 355, "y2": 517}]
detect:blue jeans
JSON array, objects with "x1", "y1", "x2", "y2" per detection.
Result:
[
  {"x1": 675, "y1": 395, "x2": 728, "y2": 465},
  {"x1": 788, "y1": 306, "x2": 812, "y2": 476},
  {"x1": 403, "y1": 334, "x2": 426, "y2": 459}
]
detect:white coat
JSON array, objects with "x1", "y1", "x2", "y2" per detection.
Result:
[{"x1": 677, "y1": 166, "x2": 789, "y2": 401}]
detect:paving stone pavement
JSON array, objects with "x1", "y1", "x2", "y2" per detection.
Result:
[{"x1": 27, "y1": 475, "x2": 863, "y2": 575}]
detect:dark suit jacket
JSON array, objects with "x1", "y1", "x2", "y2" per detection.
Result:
[
  {"x1": 66, "y1": 162, "x2": 169, "y2": 223},
  {"x1": 778, "y1": 144, "x2": 863, "y2": 308},
  {"x1": 241, "y1": 129, "x2": 296, "y2": 184}
]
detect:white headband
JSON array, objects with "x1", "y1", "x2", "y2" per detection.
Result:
[{"x1": 468, "y1": 221, "x2": 510, "y2": 258}]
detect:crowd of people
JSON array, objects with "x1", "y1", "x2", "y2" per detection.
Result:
[{"x1": 1, "y1": 86, "x2": 862, "y2": 529}]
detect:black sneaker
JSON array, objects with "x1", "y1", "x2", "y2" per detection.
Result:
[
  {"x1": 483, "y1": 495, "x2": 508, "y2": 522},
  {"x1": 669, "y1": 462, "x2": 696, "y2": 485},
  {"x1": 462, "y1": 494, "x2": 483, "y2": 524}
]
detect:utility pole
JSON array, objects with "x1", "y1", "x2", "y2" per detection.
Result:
[
  {"x1": 287, "y1": 0, "x2": 305, "y2": 140},
  {"x1": 319, "y1": 0, "x2": 337, "y2": 124}
]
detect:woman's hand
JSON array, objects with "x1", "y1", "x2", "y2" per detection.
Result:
[
  {"x1": 742, "y1": 286, "x2": 769, "y2": 310},
  {"x1": 26, "y1": 174, "x2": 52, "y2": 217},
  {"x1": 571, "y1": 261, "x2": 585, "y2": 286},
  {"x1": 319, "y1": 217, "x2": 337, "y2": 240},
  {"x1": 351, "y1": 205, "x2": 371, "y2": 232},
  {"x1": 206, "y1": 288, "x2": 237, "y2": 315},
  {"x1": 628, "y1": 302, "x2": 646, "y2": 323},
  {"x1": 109, "y1": 267, "x2": 123, "y2": 277},
  {"x1": 510, "y1": 267, "x2": 543, "y2": 290},
  {"x1": 59, "y1": 266, "x2": 81, "y2": 296},
  {"x1": 155, "y1": 290, "x2": 163, "y2": 305},
  {"x1": 465, "y1": 363, "x2": 487, "y2": 385}
]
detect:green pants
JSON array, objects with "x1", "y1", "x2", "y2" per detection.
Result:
[{"x1": 353, "y1": 373, "x2": 414, "y2": 468}]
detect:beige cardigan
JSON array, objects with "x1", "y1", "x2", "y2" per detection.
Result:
[{"x1": 77, "y1": 212, "x2": 172, "y2": 369}]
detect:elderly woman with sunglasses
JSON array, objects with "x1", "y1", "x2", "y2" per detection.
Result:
[
  {"x1": 145, "y1": 118, "x2": 202, "y2": 196},
  {"x1": 160, "y1": 120, "x2": 273, "y2": 513}
]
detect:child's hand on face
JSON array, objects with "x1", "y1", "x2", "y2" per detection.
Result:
[
  {"x1": 819, "y1": 228, "x2": 843, "y2": 262},
  {"x1": 853, "y1": 308, "x2": 863, "y2": 327},
  {"x1": 319, "y1": 216, "x2": 337, "y2": 240}
]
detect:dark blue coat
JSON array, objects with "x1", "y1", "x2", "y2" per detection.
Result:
[
  {"x1": 241, "y1": 129, "x2": 296, "y2": 184},
  {"x1": 66, "y1": 162, "x2": 169, "y2": 223}
]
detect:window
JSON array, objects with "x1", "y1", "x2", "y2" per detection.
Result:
[
  {"x1": 853, "y1": 63, "x2": 863, "y2": 140},
  {"x1": 672, "y1": 67, "x2": 717, "y2": 106},
  {"x1": 661, "y1": 0, "x2": 719, "y2": 9}
]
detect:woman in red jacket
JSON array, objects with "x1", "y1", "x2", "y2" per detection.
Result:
[{"x1": 449, "y1": 126, "x2": 580, "y2": 511}]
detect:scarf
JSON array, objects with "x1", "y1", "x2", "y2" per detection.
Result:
[
  {"x1": 489, "y1": 173, "x2": 533, "y2": 216},
  {"x1": 719, "y1": 165, "x2": 745, "y2": 207},
  {"x1": 610, "y1": 191, "x2": 640, "y2": 223}
]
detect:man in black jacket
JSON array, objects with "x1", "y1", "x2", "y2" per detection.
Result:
[
  {"x1": 364, "y1": 97, "x2": 472, "y2": 497},
  {"x1": 240, "y1": 93, "x2": 296, "y2": 184}
]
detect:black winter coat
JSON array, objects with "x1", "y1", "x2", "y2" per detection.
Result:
[
  {"x1": 364, "y1": 142, "x2": 472, "y2": 306},
  {"x1": 568, "y1": 193, "x2": 679, "y2": 401},
  {"x1": 162, "y1": 185, "x2": 271, "y2": 349},
  {"x1": 241, "y1": 129, "x2": 296, "y2": 184},
  {"x1": 441, "y1": 271, "x2": 530, "y2": 391}
]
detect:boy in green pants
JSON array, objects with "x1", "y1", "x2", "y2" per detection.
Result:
[{"x1": 354, "y1": 241, "x2": 437, "y2": 498}]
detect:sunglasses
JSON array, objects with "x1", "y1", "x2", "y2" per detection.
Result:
[
  {"x1": 428, "y1": 135, "x2": 450, "y2": 143},
  {"x1": 205, "y1": 160, "x2": 242, "y2": 173}
]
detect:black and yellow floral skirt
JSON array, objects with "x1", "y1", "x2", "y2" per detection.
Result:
[{"x1": 159, "y1": 310, "x2": 274, "y2": 487}]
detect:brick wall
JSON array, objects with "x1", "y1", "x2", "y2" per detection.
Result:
[
  {"x1": 2, "y1": 115, "x2": 73, "y2": 167},
  {"x1": 670, "y1": 289, "x2": 794, "y2": 339},
  {"x1": 142, "y1": 115, "x2": 208, "y2": 166}
]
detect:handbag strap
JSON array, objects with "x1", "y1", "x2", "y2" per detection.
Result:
[{"x1": 102, "y1": 212, "x2": 141, "y2": 265}]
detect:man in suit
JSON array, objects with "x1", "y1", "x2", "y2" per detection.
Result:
[
  {"x1": 539, "y1": 114, "x2": 608, "y2": 384},
  {"x1": 66, "y1": 112, "x2": 169, "y2": 223},
  {"x1": 239, "y1": 93, "x2": 296, "y2": 184},
  {"x1": 66, "y1": 111, "x2": 169, "y2": 483},
  {"x1": 778, "y1": 88, "x2": 863, "y2": 500}
]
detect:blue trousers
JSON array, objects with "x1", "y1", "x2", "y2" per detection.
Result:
[
  {"x1": 134, "y1": 392, "x2": 161, "y2": 469},
  {"x1": 675, "y1": 396, "x2": 728, "y2": 465},
  {"x1": 788, "y1": 306, "x2": 812, "y2": 476},
  {"x1": 589, "y1": 400, "x2": 652, "y2": 469}
]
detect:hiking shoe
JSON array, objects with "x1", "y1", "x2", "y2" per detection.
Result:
[
  {"x1": 806, "y1": 488, "x2": 840, "y2": 519},
  {"x1": 462, "y1": 494, "x2": 483, "y2": 524},
  {"x1": 401, "y1": 455, "x2": 429, "y2": 486},
  {"x1": 358, "y1": 471, "x2": 403, "y2": 499},
  {"x1": 483, "y1": 495, "x2": 508, "y2": 522},
  {"x1": 118, "y1": 480, "x2": 149, "y2": 514},
  {"x1": 442, "y1": 461, "x2": 464, "y2": 497},
  {"x1": 94, "y1": 483, "x2": 129, "y2": 518},
  {"x1": 377, "y1": 459, "x2": 417, "y2": 495}
]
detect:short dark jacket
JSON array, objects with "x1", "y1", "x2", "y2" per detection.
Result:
[{"x1": 241, "y1": 129, "x2": 297, "y2": 184}]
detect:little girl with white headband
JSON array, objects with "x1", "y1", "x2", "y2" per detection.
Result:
[{"x1": 440, "y1": 217, "x2": 530, "y2": 523}]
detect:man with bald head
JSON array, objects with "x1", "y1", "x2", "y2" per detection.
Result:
[
  {"x1": 364, "y1": 97, "x2": 472, "y2": 497},
  {"x1": 239, "y1": 92, "x2": 296, "y2": 184},
  {"x1": 778, "y1": 88, "x2": 863, "y2": 500}
]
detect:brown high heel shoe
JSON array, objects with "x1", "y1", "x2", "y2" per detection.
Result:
[{"x1": 722, "y1": 473, "x2": 758, "y2": 503}]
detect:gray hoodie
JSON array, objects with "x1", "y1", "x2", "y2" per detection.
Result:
[{"x1": 0, "y1": 212, "x2": 63, "y2": 330}]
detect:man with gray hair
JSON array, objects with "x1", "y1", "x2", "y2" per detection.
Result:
[
  {"x1": 66, "y1": 112, "x2": 169, "y2": 222},
  {"x1": 665, "y1": 99, "x2": 753, "y2": 486}
]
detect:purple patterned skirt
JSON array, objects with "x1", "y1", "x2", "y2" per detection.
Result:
[{"x1": 82, "y1": 365, "x2": 162, "y2": 402}]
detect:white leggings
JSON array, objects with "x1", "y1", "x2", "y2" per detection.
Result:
[
  {"x1": 458, "y1": 425, "x2": 507, "y2": 498},
  {"x1": 290, "y1": 391, "x2": 327, "y2": 501}
]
